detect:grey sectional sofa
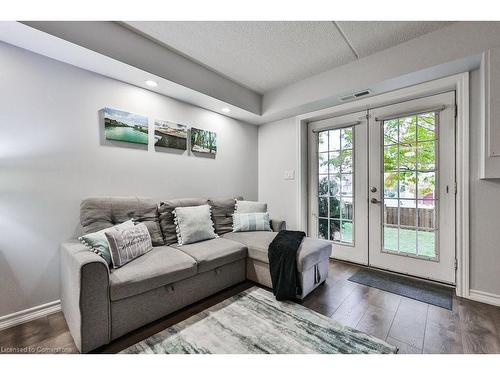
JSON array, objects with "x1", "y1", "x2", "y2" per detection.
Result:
[{"x1": 60, "y1": 197, "x2": 331, "y2": 353}]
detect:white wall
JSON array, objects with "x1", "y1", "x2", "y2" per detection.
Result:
[
  {"x1": 0, "y1": 41, "x2": 258, "y2": 317},
  {"x1": 258, "y1": 118, "x2": 298, "y2": 229},
  {"x1": 258, "y1": 69, "x2": 500, "y2": 298}
]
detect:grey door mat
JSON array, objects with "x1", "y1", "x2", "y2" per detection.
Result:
[{"x1": 348, "y1": 268, "x2": 453, "y2": 310}]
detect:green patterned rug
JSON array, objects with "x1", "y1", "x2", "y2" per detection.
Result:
[{"x1": 121, "y1": 287, "x2": 397, "y2": 354}]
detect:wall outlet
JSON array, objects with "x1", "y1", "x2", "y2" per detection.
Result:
[{"x1": 284, "y1": 170, "x2": 295, "y2": 180}]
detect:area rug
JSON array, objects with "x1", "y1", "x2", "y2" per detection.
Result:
[
  {"x1": 121, "y1": 287, "x2": 397, "y2": 354},
  {"x1": 348, "y1": 268, "x2": 453, "y2": 310}
]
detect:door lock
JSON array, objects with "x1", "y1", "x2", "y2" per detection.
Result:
[{"x1": 370, "y1": 186, "x2": 378, "y2": 193}]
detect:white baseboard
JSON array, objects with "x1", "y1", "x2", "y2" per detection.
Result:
[
  {"x1": 0, "y1": 300, "x2": 61, "y2": 331},
  {"x1": 469, "y1": 289, "x2": 500, "y2": 307}
]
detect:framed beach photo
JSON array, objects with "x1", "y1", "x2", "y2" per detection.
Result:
[
  {"x1": 154, "y1": 120, "x2": 188, "y2": 150},
  {"x1": 103, "y1": 107, "x2": 149, "y2": 145},
  {"x1": 191, "y1": 128, "x2": 217, "y2": 154}
]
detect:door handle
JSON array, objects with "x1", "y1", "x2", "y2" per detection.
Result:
[{"x1": 370, "y1": 198, "x2": 381, "y2": 204}]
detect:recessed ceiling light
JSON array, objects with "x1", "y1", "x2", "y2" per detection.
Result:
[
  {"x1": 221, "y1": 107, "x2": 231, "y2": 113},
  {"x1": 145, "y1": 80, "x2": 158, "y2": 87}
]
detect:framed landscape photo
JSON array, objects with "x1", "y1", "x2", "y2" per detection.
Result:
[
  {"x1": 154, "y1": 120, "x2": 188, "y2": 150},
  {"x1": 104, "y1": 107, "x2": 149, "y2": 145},
  {"x1": 191, "y1": 128, "x2": 217, "y2": 154}
]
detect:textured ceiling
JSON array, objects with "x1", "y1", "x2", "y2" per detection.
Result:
[{"x1": 124, "y1": 21, "x2": 453, "y2": 94}]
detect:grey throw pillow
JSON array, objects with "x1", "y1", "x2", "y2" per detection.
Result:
[
  {"x1": 173, "y1": 204, "x2": 218, "y2": 245},
  {"x1": 208, "y1": 196, "x2": 243, "y2": 235},
  {"x1": 105, "y1": 222, "x2": 153, "y2": 268},
  {"x1": 233, "y1": 213, "x2": 272, "y2": 232},
  {"x1": 79, "y1": 220, "x2": 135, "y2": 266},
  {"x1": 236, "y1": 200, "x2": 267, "y2": 214}
]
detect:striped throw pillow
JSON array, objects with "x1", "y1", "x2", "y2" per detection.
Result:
[
  {"x1": 233, "y1": 212, "x2": 271, "y2": 232},
  {"x1": 105, "y1": 223, "x2": 153, "y2": 268}
]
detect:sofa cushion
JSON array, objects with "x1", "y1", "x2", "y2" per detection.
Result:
[
  {"x1": 174, "y1": 238, "x2": 247, "y2": 273},
  {"x1": 80, "y1": 197, "x2": 164, "y2": 246},
  {"x1": 159, "y1": 198, "x2": 208, "y2": 245},
  {"x1": 109, "y1": 246, "x2": 197, "y2": 301},
  {"x1": 222, "y1": 232, "x2": 331, "y2": 272},
  {"x1": 208, "y1": 197, "x2": 241, "y2": 235}
]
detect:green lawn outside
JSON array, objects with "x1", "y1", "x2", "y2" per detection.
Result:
[{"x1": 339, "y1": 224, "x2": 436, "y2": 258}]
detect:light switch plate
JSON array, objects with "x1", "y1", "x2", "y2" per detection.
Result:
[{"x1": 284, "y1": 170, "x2": 295, "y2": 180}]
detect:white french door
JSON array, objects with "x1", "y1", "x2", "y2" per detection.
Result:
[
  {"x1": 368, "y1": 92, "x2": 456, "y2": 284},
  {"x1": 308, "y1": 111, "x2": 368, "y2": 265},
  {"x1": 308, "y1": 91, "x2": 456, "y2": 284}
]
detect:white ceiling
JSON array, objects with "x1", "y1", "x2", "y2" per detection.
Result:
[{"x1": 124, "y1": 21, "x2": 453, "y2": 94}]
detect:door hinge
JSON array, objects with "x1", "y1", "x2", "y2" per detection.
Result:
[
  {"x1": 454, "y1": 182, "x2": 458, "y2": 195},
  {"x1": 454, "y1": 259, "x2": 458, "y2": 270},
  {"x1": 455, "y1": 105, "x2": 458, "y2": 118}
]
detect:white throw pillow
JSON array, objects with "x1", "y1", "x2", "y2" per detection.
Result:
[
  {"x1": 235, "y1": 200, "x2": 267, "y2": 214},
  {"x1": 173, "y1": 204, "x2": 218, "y2": 245},
  {"x1": 233, "y1": 212, "x2": 272, "y2": 232}
]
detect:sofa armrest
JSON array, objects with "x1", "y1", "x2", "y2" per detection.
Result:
[
  {"x1": 271, "y1": 219, "x2": 286, "y2": 232},
  {"x1": 60, "y1": 242, "x2": 111, "y2": 353}
]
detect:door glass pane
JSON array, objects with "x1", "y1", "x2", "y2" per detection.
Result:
[
  {"x1": 341, "y1": 128, "x2": 353, "y2": 149},
  {"x1": 318, "y1": 131, "x2": 329, "y2": 152},
  {"x1": 318, "y1": 219, "x2": 329, "y2": 240},
  {"x1": 318, "y1": 197, "x2": 328, "y2": 218},
  {"x1": 399, "y1": 171, "x2": 416, "y2": 199},
  {"x1": 417, "y1": 113, "x2": 436, "y2": 141},
  {"x1": 417, "y1": 141, "x2": 436, "y2": 171},
  {"x1": 340, "y1": 174, "x2": 353, "y2": 196},
  {"x1": 384, "y1": 119, "x2": 398, "y2": 145},
  {"x1": 317, "y1": 126, "x2": 354, "y2": 245},
  {"x1": 381, "y1": 112, "x2": 438, "y2": 259},
  {"x1": 383, "y1": 227, "x2": 398, "y2": 251},
  {"x1": 330, "y1": 220, "x2": 341, "y2": 241},
  {"x1": 418, "y1": 231, "x2": 436, "y2": 257},
  {"x1": 329, "y1": 129, "x2": 341, "y2": 151},
  {"x1": 418, "y1": 199, "x2": 435, "y2": 229},
  {"x1": 341, "y1": 197, "x2": 353, "y2": 220},
  {"x1": 319, "y1": 152, "x2": 329, "y2": 174},
  {"x1": 329, "y1": 197, "x2": 340, "y2": 219},
  {"x1": 318, "y1": 175, "x2": 329, "y2": 196},
  {"x1": 384, "y1": 172, "x2": 398, "y2": 198},
  {"x1": 329, "y1": 174, "x2": 341, "y2": 196},
  {"x1": 341, "y1": 221, "x2": 353, "y2": 243},
  {"x1": 398, "y1": 228, "x2": 417, "y2": 255},
  {"x1": 418, "y1": 171, "x2": 435, "y2": 199}
]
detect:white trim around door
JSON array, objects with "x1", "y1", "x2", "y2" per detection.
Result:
[{"x1": 295, "y1": 72, "x2": 470, "y2": 298}]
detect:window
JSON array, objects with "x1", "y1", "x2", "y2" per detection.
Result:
[
  {"x1": 382, "y1": 112, "x2": 438, "y2": 258},
  {"x1": 317, "y1": 126, "x2": 354, "y2": 244}
]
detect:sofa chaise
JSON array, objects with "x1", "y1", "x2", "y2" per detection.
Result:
[{"x1": 60, "y1": 197, "x2": 331, "y2": 352}]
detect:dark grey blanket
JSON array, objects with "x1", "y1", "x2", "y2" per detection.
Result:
[{"x1": 268, "y1": 230, "x2": 306, "y2": 301}]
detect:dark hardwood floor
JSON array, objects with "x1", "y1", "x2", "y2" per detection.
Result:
[{"x1": 2, "y1": 260, "x2": 500, "y2": 354}]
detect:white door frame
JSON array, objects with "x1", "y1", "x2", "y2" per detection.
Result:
[{"x1": 295, "y1": 72, "x2": 469, "y2": 298}]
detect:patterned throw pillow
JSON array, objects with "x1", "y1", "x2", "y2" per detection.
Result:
[
  {"x1": 105, "y1": 223, "x2": 153, "y2": 268},
  {"x1": 235, "y1": 200, "x2": 267, "y2": 214},
  {"x1": 78, "y1": 220, "x2": 134, "y2": 266},
  {"x1": 173, "y1": 204, "x2": 218, "y2": 245},
  {"x1": 233, "y1": 212, "x2": 272, "y2": 232}
]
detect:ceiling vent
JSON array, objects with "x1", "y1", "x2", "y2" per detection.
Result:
[{"x1": 339, "y1": 89, "x2": 372, "y2": 102}]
